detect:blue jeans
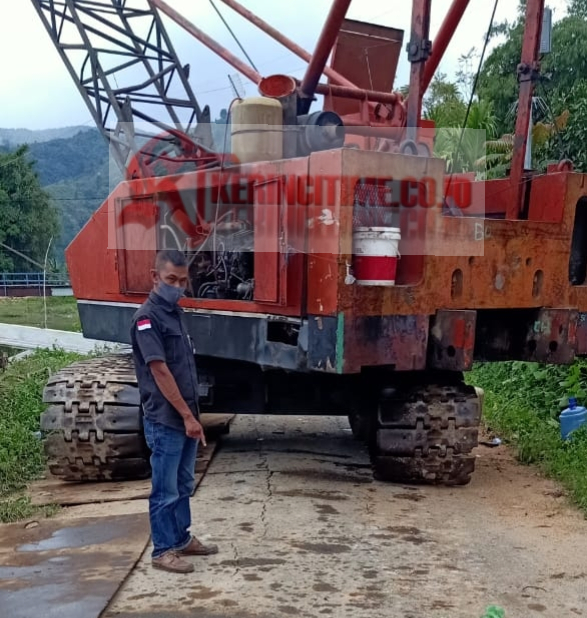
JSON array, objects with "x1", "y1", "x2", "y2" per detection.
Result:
[{"x1": 143, "y1": 418, "x2": 198, "y2": 558}]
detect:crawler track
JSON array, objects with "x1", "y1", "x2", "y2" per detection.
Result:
[
  {"x1": 368, "y1": 377, "x2": 481, "y2": 486},
  {"x1": 40, "y1": 354, "x2": 150, "y2": 481}
]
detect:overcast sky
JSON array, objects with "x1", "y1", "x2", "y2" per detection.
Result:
[{"x1": 0, "y1": 0, "x2": 568, "y2": 130}]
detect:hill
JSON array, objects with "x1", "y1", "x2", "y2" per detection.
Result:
[
  {"x1": 0, "y1": 126, "x2": 95, "y2": 147},
  {"x1": 7, "y1": 127, "x2": 115, "y2": 262},
  {"x1": 10, "y1": 120, "x2": 230, "y2": 263}
]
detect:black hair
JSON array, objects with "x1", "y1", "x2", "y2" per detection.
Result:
[{"x1": 155, "y1": 249, "x2": 187, "y2": 271}]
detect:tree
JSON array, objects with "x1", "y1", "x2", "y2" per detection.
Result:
[
  {"x1": 423, "y1": 72, "x2": 467, "y2": 128},
  {"x1": 568, "y1": 0, "x2": 587, "y2": 18},
  {"x1": 0, "y1": 146, "x2": 60, "y2": 272},
  {"x1": 478, "y1": 9, "x2": 587, "y2": 135}
]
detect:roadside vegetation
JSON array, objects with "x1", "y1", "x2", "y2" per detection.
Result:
[
  {"x1": 0, "y1": 296, "x2": 80, "y2": 332},
  {"x1": 468, "y1": 360, "x2": 587, "y2": 514},
  {"x1": 0, "y1": 348, "x2": 86, "y2": 522}
]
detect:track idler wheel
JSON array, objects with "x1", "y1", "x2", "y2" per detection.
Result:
[{"x1": 368, "y1": 376, "x2": 481, "y2": 486}]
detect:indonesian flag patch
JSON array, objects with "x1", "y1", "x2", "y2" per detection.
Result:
[{"x1": 137, "y1": 318, "x2": 152, "y2": 331}]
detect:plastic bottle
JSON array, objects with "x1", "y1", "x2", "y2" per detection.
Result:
[{"x1": 559, "y1": 397, "x2": 587, "y2": 440}]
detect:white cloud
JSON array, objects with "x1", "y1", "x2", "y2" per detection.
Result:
[{"x1": 0, "y1": 0, "x2": 568, "y2": 129}]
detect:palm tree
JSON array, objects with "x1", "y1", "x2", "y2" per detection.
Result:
[
  {"x1": 432, "y1": 99, "x2": 498, "y2": 176},
  {"x1": 476, "y1": 97, "x2": 569, "y2": 178}
]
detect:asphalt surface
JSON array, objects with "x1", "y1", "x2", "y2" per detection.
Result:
[{"x1": 102, "y1": 415, "x2": 587, "y2": 618}]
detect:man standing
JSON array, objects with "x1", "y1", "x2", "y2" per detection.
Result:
[{"x1": 130, "y1": 249, "x2": 218, "y2": 574}]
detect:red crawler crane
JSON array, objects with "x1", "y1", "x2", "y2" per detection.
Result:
[{"x1": 34, "y1": 0, "x2": 584, "y2": 486}]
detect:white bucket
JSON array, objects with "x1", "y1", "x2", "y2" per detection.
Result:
[{"x1": 352, "y1": 227, "x2": 401, "y2": 286}]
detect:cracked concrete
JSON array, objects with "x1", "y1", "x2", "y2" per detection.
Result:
[{"x1": 102, "y1": 415, "x2": 587, "y2": 618}]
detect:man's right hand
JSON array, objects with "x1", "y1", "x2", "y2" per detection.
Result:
[{"x1": 185, "y1": 416, "x2": 207, "y2": 446}]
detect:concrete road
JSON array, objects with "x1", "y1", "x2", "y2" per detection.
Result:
[{"x1": 103, "y1": 415, "x2": 587, "y2": 618}]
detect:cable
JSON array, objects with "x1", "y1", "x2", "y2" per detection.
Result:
[
  {"x1": 208, "y1": 0, "x2": 259, "y2": 73},
  {"x1": 445, "y1": 0, "x2": 499, "y2": 199}
]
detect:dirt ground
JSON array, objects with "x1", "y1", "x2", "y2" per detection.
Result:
[{"x1": 87, "y1": 415, "x2": 587, "y2": 618}]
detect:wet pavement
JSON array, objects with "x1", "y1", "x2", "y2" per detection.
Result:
[
  {"x1": 0, "y1": 513, "x2": 149, "y2": 618},
  {"x1": 102, "y1": 415, "x2": 587, "y2": 618}
]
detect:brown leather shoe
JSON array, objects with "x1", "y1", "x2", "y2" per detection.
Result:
[
  {"x1": 178, "y1": 535, "x2": 219, "y2": 556},
  {"x1": 152, "y1": 550, "x2": 194, "y2": 573}
]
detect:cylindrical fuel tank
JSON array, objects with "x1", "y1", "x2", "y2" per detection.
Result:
[{"x1": 230, "y1": 97, "x2": 283, "y2": 163}]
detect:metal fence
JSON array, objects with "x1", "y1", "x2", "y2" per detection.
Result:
[{"x1": 0, "y1": 272, "x2": 70, "y2": 295}]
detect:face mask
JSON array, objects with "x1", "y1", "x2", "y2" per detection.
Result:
[{"x1": 156, "y1": 281, "x2": 185, "y2": 305}]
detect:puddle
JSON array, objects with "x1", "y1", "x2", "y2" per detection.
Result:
[{"x1": 18, "y1": 523, "x2": 122, "y2": 552}]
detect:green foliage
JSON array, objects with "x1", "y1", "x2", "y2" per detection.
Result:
[
  {"x1": 423, "y1": 71, "x2": 498, "y2": 175},
  {"x1": 569, "y1": 0, "x2": 587, "y2": 18},
  {"x1": 481, "y1": 607, "x2": 506, "y2": 618},
  {"x1": 0, "y1": 496, "x2": 59, "y2": 524},
  {"x1": 0, "y1": 146, "x2": 60, "y2": 271},
  {"x1": 25, "y1": 129, "x2": 109, "y2": 186},
  {"x1": 4, "y1": 128, "x2": 116, "y2": 265},
  {"x1": 0, "y1": 348, "x2": 86, "y2": 522},
  {"x1": 0, "y1": 297, "x2": 81, "y2": 332},
  {"x1": 424, "y1": 72, "x2": 467, "y2": 128},
  {"x1": 548, "y1": 80, "x2": 587, "y2": 171},
  {"x1": 468, "y1": 358, "x2": 587, "y2": 513},
  {"x1": 46, "y1": 156, "x2": 118, "y2": 258},
  {"x1": 478, "y1": 11, "x2": 587, "y2": 145}
]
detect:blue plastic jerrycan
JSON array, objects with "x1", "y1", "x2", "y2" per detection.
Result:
[{"x1": 560, "y1": 397, "x2": 587, "y2": 440}]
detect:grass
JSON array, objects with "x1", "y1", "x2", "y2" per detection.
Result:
[
  {"x1": 0, "y1": 347, "x2": 87, "y2": 522},
  {"x1": 0, "y1": 296, "x2": 80, "y2": 332},
  {"x1": 468, "y1": 359, "x2": 587, "y2": 514}
]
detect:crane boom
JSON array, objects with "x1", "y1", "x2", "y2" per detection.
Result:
[{"x1": 30, "y1": 0, "x2": 214, "y2": 176}]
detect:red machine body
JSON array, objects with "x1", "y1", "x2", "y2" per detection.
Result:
[{"x1": 36, "y1": 0, "x2": 587, "y2": 485}]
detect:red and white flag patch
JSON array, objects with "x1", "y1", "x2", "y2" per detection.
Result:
[{"x1": 137, "y1": 318, "x2": 152, "y2": 331}]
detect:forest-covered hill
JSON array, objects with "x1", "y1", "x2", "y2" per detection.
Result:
[
  {"x1": 20, "y1": 128, "x2": 114, "y2": 259},
  {"x1": 7, "y1": 119, "x2": 229, "y2": 262}
]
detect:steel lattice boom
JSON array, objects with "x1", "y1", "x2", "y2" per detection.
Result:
[{"x1": 30, "y1": 0, "x2": 215, "y2": 176}]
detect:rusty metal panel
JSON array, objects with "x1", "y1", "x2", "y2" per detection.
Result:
[
  {"x1": 343, "y1": 315, "x2": 429, "y2": 373},
  {"x1": 326, "y1": 18, "x2": 404, "y2": 117},
  {"x1": 428, "y1": 310, "x2": 476, "y2": 371},
  {"x1": 521, "y1": 308, "x2": 578, "y2": 364},
  {"x1": 527, "y1": 172, "x2": 567, "y2": 222},
  {"x1": 307, "y1": 149, "x2": 344, "y2": 316},
  {"x1": 115, "y1": 197, "x2": 158, "y2": 295},
  {"x1": 576, "y1": 313, "x2": 587, "y2": 356},
  {"x1": 253, "y1": 178, "x2": 281, "y2": 303}
]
